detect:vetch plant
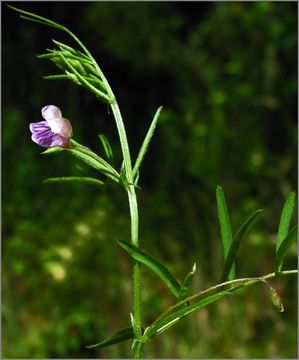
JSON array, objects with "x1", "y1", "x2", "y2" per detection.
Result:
[{"x1": 10, "y1": 6, "x2": 298, "y2": 358}]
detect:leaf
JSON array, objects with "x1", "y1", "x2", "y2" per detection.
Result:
[
  {"x1": 179, "y1": 263, "x2": 196, "y2": 299},
  {"x1": 276, "y1": 192, "x2": 296, "y2": 252},
  {"x1": 144, "y1": 291, "x2": 231, "y2": 340},
  {"x1": 9, "y1": 5, "x2": 112, "y2": 100},
  {"x1": 43, "y1": 74, "x2": 69, "y2": 81},
  {"x1": 275, "y1": 225, "x2": 298, "y2": 272},
  {"x1": 117, "y1": 240, "x2": 181, "y2": 299},
  {"x1": 36, "y1": 52, "x2": 60, "y2": 60},
  {"x1": 44, "y1": 177, "x2": 104, "y2": 187},
  {"x1": 52, "y1": 40, "x2": 77, "y2": 54},
  {"x1": 39, "y1": 49, "x2": 90, "y2": 66},
  {"x1": 98, "y1": 134, "x2": 114, "y2": 162},
  {"x1": 221, "y1": 209, "x2": 263, "y2": 282},
  {"x1": 67, "y1": 148, "x2": 114, "y2": 177},
  {"x1": 59, "y1": 52, "x2": 111, "y2": 103},
  {"x1": 86, "y1": 326, "x2": 134, "y2": 349},
  {"x1": 41, "y1": 139, "x2": 118, "y2": 180},
  {"x1": 68, "y1": 140, "x2": 120, "y2": 182},
  {"x1": 132, "y1": 106, "x2": 163, "y2": 179},
  {"x1": 52, "y1": 39, "x2": 90, "y2": 60},
  {"x1": 7, "y1": 5, "x2": 65, "y2": 31},
  {"x1": 8, "y1": 5, "x2": 92, "y2": 70},
  {"x1": 41, "y1": 147, "x2": 64, "y2": 155},
  {"x1": 84, "y1": 76, "x2": 106, "y2": 90},
  {"x1": 216, "y1": 186, "x2": 235, "y2": 280}
]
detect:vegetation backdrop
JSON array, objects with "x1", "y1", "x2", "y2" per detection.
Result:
[{"x1": 2, "y1": 1, "x2": 297, "y2": 358}]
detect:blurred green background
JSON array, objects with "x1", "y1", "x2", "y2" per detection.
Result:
[{"x1": 2, "y1": 1, "x2": 297, "y2": 358}]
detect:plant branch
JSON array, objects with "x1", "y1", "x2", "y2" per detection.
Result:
[{"x1": 150, "y1": 269, "x2": 298, "y2": 328}]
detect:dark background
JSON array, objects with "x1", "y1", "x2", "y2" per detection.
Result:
[{"x1": 2, "y1": 1, "x2": 297, "y2": 358}]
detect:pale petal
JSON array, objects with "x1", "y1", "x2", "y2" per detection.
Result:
[
  {"x1": 41, "y1": 105, "x2": 62, "y2": 121},
  {"x1": 42, "y1": 105, "x2": 73, "y2": 138}
]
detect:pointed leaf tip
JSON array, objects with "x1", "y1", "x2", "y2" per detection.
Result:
[
  {"x1": 41, "y1": 146, "x2": 64, "y2": 155},
  {"x1": 98, "y1": 134, "x2": 114, "y2": 162},
  {"x1": 132, "y1": 106, "x2": 163, "y2": 178},
  {"x1": 216, "y1": 186, "x2": 235, "y2": 280},
  {"x1": 86, "y1": 326, "x2": 134, "y2": 349},
  {"x1": 276, "y1": 192, "x2": 296, "y2": 252},
  {"x1": 179, "y1": 262, "x2": 197, "y2": 299},
  {"x1": 43, "y1": 176, "x2": 104, "y2": 187},
  {"x1": 221, "y1": 209, "x2": 263, "y2": 282},
  {"x1": 275, "y1": 224, "x2": 297, "y2": 272},
  {"x1": 130, "y1": 313, "x2": 135, "y2": 327}
]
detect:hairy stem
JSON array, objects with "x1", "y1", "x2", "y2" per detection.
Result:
[
  {"x1": 128, "y1": 187, "x2": 143, "y2": 347},
  {"x1": 110, "y1": 101, "x2": 133, "y2": 179},
  {"x1": 151, "y1": 269, "x2": 298, "y2": 327},
  {"x1": 107, "y1": 98, "x2": 142, "y2": 356},
  {"x1": 134, "y1": 339, "x2": 145, "y2": 358},
  {"x1": 86, "y1": 45, "x2": 143, "y2": 354}
]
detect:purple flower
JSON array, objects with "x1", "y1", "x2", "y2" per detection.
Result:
[{"x1": 29, "y1": 105, "x2": 73, "y2": 148}]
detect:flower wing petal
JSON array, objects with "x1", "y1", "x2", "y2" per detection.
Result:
[{"x1": 29, "y1": 121, "x2": 69, "y2": 148}]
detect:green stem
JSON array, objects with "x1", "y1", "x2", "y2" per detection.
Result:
[
  {"x1": 106, "y1": 102, "x2": 143, "y2": 357},
  {"x1": 110, "y1": 102, "x2": 133, "y2": 179},
  {"x1": 74, "y1": 31, "x2": 144, "y2": 355},
  {"x1": 150, "y1": 269, "x2": 298, "y2": 327},
  {"x1": 96, "y1": 73, "x2": 142, "y2": 355},
  {"x1": 134, "y1": 339, "x2": 145, "y2": 359},
  {"x1": 128, "y1": 187, "x2": 143, "y2": 358},
  {"x1": 73, "y1": 37, "x2": 143, "y2": 353},
  {"x1": 71, "y1": 26, "x2": 143, "y2": 350},
  {"x1": 106, "y1": 100, "x2": 142, "y2": 357},
  {"x1": 79, "y1": 36, "x2": 143, "y2": 351}
]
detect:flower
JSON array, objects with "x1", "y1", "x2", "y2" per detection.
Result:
[{"x1": 29, "y1": 105, "x2": 73, "y2": 148}]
